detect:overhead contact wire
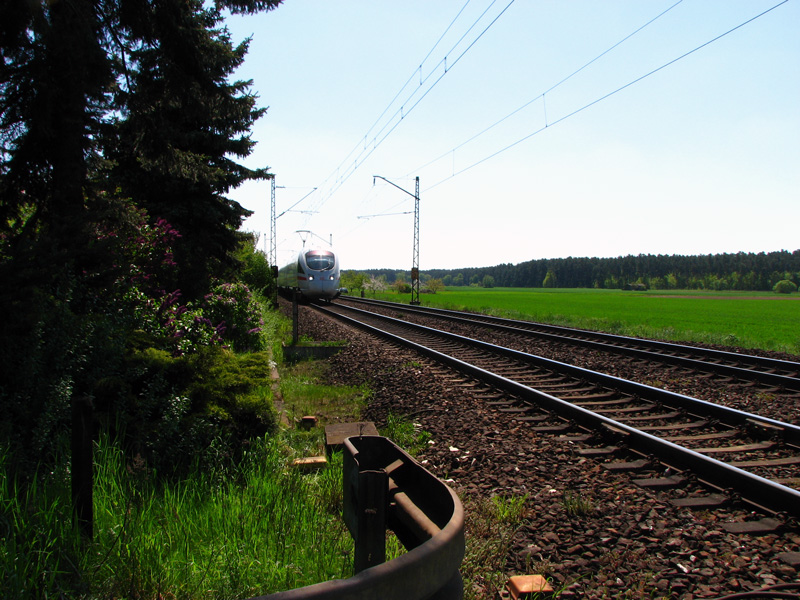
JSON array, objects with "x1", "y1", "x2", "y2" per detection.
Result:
[
  {"x1": 409, "y1": 0, "x2": 684, "y2": 175},
  {"x1": 326, "y1": 0, "x2": 473, "y2": 190},
  {"x1": 423, "y1": 0, "x2": 789, "y2": 193},
  {"x1": 312, "y1": 0, "x2": 515, "y2": 211}
]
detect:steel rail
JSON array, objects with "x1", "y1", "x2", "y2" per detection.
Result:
[
  {"x1": 339, "y1": 296, "x2": 800, "y2": 391},
  {"x1": 316, "y1": 303, "x2": 800, "y2": 518},
  {"x1": 329, "y1": 303, "x2": 800, "y2": 445}
]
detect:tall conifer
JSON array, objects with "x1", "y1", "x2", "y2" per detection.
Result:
[
  {"x1": 105, "y1": 0, "x2": 282, "y2": 297},
  {"x1": 0, "y1": 0, "x2": 282, "y2": 460}
]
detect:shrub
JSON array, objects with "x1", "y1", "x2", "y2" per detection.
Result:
[
  {"x1": 203, "y1": 282, "x2": 265, "y2": 352},
  {"x1": 1, "y1": 199, "x2": 273, "y2": 478},
  {"x1": 773, "y1": 279, "x2": 797, "y2": 294},
  {"x1": 233, "y1": 233, "x2": 275, "y2": 298},
  {"x1": 95, "y1": 347, "x2": 278, "y2": 476},
  {"x1": 123, "y1": 287, "x2": 225, "y2": 355},
  {"x1": 427, "y1": 278, "x2": 445, "y2": 293},
  {"x1": 122, "y1": 282, "x2": 266, "y2": 356}
]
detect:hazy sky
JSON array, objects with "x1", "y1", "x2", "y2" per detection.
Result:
[{"x1": 224, "y1": 1, "x2": 799, "y2": 271}]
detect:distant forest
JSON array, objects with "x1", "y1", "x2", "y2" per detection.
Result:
[{"x1": 360, "y1": 250, "x2": 800, "y2": 291}]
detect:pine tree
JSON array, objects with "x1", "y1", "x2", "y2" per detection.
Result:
[
  {"x1": 0, "y1": 0, "x2": 283, "y2": 463},
  {"x1": 104, "y1": 0, "x2": 282, "y2": 297},
  {"x1": 2, "y1": 0, "x2": 282, "y2": 291},
  {"x1": 1, "y1": 0, "x2": 111, "y2": 269}
]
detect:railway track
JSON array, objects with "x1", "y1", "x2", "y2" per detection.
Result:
[
  {"x1": 338, "y1": 296, "x2": 800, "y2": 396},
  {"x1": 313, "y1": 301, "x2": 800, "y2": 527}
]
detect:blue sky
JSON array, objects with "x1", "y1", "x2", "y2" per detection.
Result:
[{"x1": 224, "y1": 1, "x2": 799, "y2": 271}]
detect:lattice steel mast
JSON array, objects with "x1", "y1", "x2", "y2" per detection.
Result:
[{"x1": 372, "y1": 175, "x2": 420, "y2": 305}]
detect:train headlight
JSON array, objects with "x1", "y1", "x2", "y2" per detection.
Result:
[
  {"x1": 308, "y1": 275, "x2": 314, "y2": 281},
  {"x1": 329, "y1": 276, "x2": 334, "y2": 280}
]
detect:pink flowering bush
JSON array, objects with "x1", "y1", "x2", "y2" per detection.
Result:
[
  {"x1": 127, "y1": 216, "x2": 182, "y2": 293},
  {"x1": 2, "y1": 197, "x2": 273, "y2": 474},
  {"x1": 202, "y1": 282, "x2": 264, "y2": 352},
  {"x1": 102, "y1": 206, "x2": 264, "y2": 355},
  {"x1": 88, "y1": 203, "x2": 181, "y2": 295},
  {"x1": 123, "y1": 287, "x2": 224, "y2": 355},
  {"x1": 123, "y1": 283, "x2": 264, "y2": 355}
]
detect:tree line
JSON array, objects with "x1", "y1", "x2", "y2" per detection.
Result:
[{"x1": 361, "y1": 250, "x2": 800, "y2": 291}]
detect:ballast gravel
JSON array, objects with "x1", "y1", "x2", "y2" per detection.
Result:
[{"x1": 285, "y1": 302, "x2": 800, "y2": 600}]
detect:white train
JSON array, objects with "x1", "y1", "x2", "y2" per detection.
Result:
[{"x1": 278, "y1": 248, "x2": 343, "y2": 302}]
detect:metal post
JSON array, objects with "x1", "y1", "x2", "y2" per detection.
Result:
[
  {"x1": 354, "y1": 469, "x2": 388, "y2": 572},
  {"x1": 372, "y1": 175, "x2": 420, "y2": 306},
  {"x1": 271, "y1": 265, "x2": 279, "y2": 306},
  {"x1": 411, "y1": 176, "x2": 420, "y2": 305},
  {"x1": 270, "y1": 176, "x2": 277, "y2": 268},
  {"x1": 72, "y1": 395, "x2": 94, "y2": 540},
  {"x1": 292, "y1": 289, "x2": 299, "y2": 345},
  {"x1": 343, "y1": 439, "x2": 388, "y2": 573}
]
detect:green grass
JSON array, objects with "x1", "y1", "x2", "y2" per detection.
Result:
[
  {"x1": 490, "y1": 493, "x2": 529, "y2": 525},
  {"x1": 1, "y1": 434, "x2": 355, "y2": 600},
  {"x1": 460, "y1": 494, "x2": 532, "y2": 599},
  {"x1": 0, "y1": 452, "x2": 76, "y2": 599},
  {"x1": 1, "y1": 304, "x2": 448, "y2": 599},
  {"x1": 380, "y1": 412, "x2": 432, "y2": 457},
  {"x1": 370, "y1": 287, "x2": 800, "y2": 355},
  {"x1": 279, "y1": 359, "x2": 370, "y2": 424},
  {"x1": 0, "y1": 349, "x2": 408, "y2": 600},
  {"x1": 561, "y1": 490, "x2": 594, "y2": 518}
]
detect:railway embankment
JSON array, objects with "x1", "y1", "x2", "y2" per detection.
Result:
[{"x1": 287, "y1": 300, "x2": 800, "y2": 599}]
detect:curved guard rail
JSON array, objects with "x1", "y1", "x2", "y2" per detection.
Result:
[{"x1": 250, "y1": 436, "x2": 465, "y2": 600}]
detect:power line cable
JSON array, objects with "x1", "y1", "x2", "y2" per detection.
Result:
[
  {"x1": 321, "y1": 0, "x2": 474, "y2": 193},
  {"x1": 307, "y1": 0, "x2": 515, "y2": 214},
  {"x1": 276, "y1": 187, "x2": 317, "y2": 219},
  {"x1": 367, "y1": 0, "x2": 473, "y2": 146},
  {"x1": 299, "y1": 0, "x2": 474, "y2": 216},
  {"x1": 422, "y1": 0, "x2": 789, "y2": 193},
  {"x1": 314, "y1": 1, "x2": 513, "y2": 207},
  {"x1": 408, "y1": 0, "x2": 684, "y2": 176}
]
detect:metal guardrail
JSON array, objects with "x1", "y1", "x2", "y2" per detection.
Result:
[{"x1": 251, "y1": 436, "x2": 465, "y2": 600}]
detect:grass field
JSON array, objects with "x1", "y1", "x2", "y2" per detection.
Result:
[{"x1": 369, "y1": 287, "x2": 800, "y2": 356}]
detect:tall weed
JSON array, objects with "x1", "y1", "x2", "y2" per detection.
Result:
[
  {"x1": 0, "y1": 445, "x2": 82, "y2": 600},
  {"x1": 88, "y1": 433, "x2": 353, "y2": 598},
  {"x1": 381, "y1": 412, "x2": 432, "y2": 457},
  {"x1": 1, "y1": 433, "x2": 354, "y2": 599}
]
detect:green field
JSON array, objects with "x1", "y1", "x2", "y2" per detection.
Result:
[{"x1": 371, "y1": 287, "x2": 800, "y2": 356}]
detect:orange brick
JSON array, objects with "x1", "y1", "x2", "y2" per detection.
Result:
[
  {"x1": 507, "y1": 575, "x2": 554, "y2": 599},
  {"x1": 298, "y1": 415, "x2": 318, "y2": 430},
  {"x1": 291, "y1": 456, "x2": 327, "y2": 470}
]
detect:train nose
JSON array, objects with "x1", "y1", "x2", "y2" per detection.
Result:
[{"x1": 306, "y1": 274, "x2": 339, "y2": 298}]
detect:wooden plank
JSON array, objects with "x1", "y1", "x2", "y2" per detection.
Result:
[
  {"x1": 671, "y1": 494, "x2": 728, "y2": 509},
  {"x1": 695, "y1": 441, "x2": 776, "y2": 454},
  {"x1": 325, "y1": 422, "x2": 379, "y2": 454}
]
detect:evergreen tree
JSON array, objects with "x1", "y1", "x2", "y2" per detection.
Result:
[
  {"x1": 1, "y1": 0, "x2": 111, "y2": 270},
  {"x1": 104, "y1": 0, "x2": 282, "y2": 297},
  {"x1": 2, "y1": 0, "x2": 282, "y2": 290},
  {"x1": 1, "y1": 1, "x2": 116, "y2": 454},
  {"x1": 1, "y1": 0, "x2": 283, "y2": 463}
]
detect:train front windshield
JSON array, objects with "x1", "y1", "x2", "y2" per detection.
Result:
[{"x1": 305, "y1": 251, "x2": 335, "y2": 271}]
